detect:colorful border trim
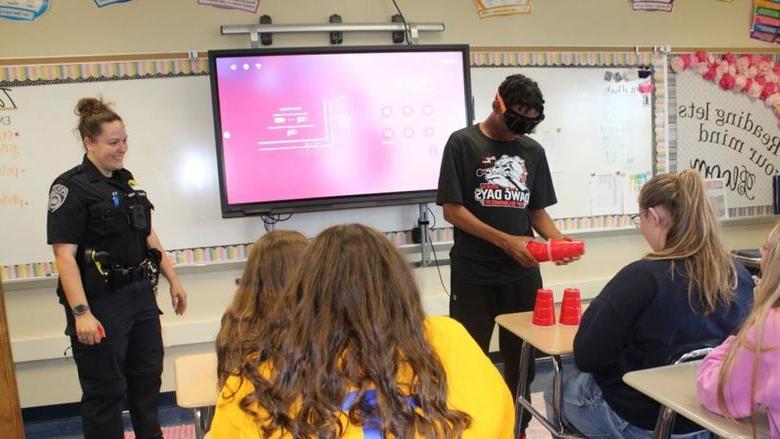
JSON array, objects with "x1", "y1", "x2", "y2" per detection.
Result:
[
  {"x1": 0, "y1": 58, "x2": 207, "y2": 86},
  {"x1": 470, "y1": 51, "x2": 655, "y2": 67}
]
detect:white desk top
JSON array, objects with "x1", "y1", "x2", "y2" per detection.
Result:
[
  {"x1": 623, "y1": 362, "x2": 770, "y2": 439},
  {"x1": 495, "y1": 305, "x2": 587, "y2": 356},
  {"x1": 173, "y1": 352, "x2": 219, "y2": 408}
]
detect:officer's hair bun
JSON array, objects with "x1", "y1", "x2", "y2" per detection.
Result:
[
  {"x1": 75, "y1": 97, "x2": 113, "y2": 119},
  {"x1": 74, "y1": 97, "x2": 122, "y2": 142}
]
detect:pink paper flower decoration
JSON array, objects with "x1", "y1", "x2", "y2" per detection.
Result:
[
  {"x1": 676, "y1": 51, "x2": 780, "y2": 123},
  {"x1": 670, "y1": 56, "x2": 685, "y2": 73},
  {"x1": 736, "y1": 56, "x2": 750, "y2": 74},
  {"x1": 720, "y1": 74, "x2": 736, "y2": 91},
  {"x1": 748, "y1": 82, "x2": 763, "y2": 99},
  {"x1": 743, "y1": 78, "x2": 754, "y2": 92},
  {"x1": 735, "y1": 75, "x2": 747, "y2": 90},
  {"x1": 761, "y1": 83, "x2": 778, "y2": 100}
]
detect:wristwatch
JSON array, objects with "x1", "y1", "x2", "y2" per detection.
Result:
[{"x1": 72, "y1": 304, "x2": 90, "y2": 316}]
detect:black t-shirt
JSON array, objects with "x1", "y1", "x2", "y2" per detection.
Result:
[
  {"x1": 574, "y1": 259, "x2": 754, "y2": 433},
  {"x1": 436, "y1": 124, "x2": 557, "y2": 283},
  {"x1": 47, "y1": 155, "x2": 154, "y2": 298}
]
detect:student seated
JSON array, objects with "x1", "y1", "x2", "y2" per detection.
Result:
[
  {"x1": 215, "y1": 230, "x2": 308, "y2": 386},
  {"x1": 546, "y1": 170, "x2": 754, "y2": 438},
  {"x1": 209, "y1": 223, "x2": 515, "y2": 438},
  {"x1": 698, "y1": 221, "x2": 780, "y2": 439}
]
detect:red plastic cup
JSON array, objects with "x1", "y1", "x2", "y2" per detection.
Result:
[
  {"x1": 559, "y1": 288, "x2": 582, "y2": 325},
  {"x1": 526, "y1": 239, "x2": 585, "y2": 262},
  {"x1": 532, "y1": 288, "x2": 557, "y2": 326},
  {"x1": 526, "y1": 240, "x2": 551, "y2": 262},
  {"x1": 549, "y1": 239, "x2": 585, "y2": 261}
]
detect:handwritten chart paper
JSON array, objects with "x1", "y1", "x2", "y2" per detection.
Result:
[{"x1": 473, "y1": 0, "x2": 531, "y2": 18}]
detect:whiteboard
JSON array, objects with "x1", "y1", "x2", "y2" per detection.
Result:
[
  {"x1": 0, "y1": 75, "x2": 427, "y2": 266},
  {"x1": 470, "y1": 67, "x2": 654, "y2": 220}
]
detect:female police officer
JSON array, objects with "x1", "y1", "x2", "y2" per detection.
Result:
[{"x1": 47, "y1": 97, "x2": 187, "y2": 439}]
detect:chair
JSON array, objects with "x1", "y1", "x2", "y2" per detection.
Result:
[
  {"x1": 651, "y1": 340, "x2": 720, "y2": 439},
  {"x1": 173, "y1": 352, "x2": 219, "y2": 439}
]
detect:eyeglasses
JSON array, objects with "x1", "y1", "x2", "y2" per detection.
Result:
[
  {"x1": 630, "y1": 214, "x2": 641, "y2": 229},
  {"x1": 631, "y1": 209, "x2": 666, "y2": 229}
]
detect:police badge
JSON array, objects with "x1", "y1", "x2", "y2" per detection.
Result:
[{"x1": 48, "y1": 184, "x2": 68, "y2": 213}]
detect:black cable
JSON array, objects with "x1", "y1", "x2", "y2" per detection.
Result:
[
  {"x1": 427, "y1": 230, "x2": 450, "y2": 296},
  {"x1": 391, "y1": 0, "x2": 413, "y2": 45},
  {"x1": 261, "y1": 212, "x2": 293, "y2": 232},
  {"x1": 425, "y1": 206, "x2": 437, "y2": 229}
]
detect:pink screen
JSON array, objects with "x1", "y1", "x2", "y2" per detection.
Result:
[{"x1": 213, "y1": 50, "x2": 468, "y2": 206}]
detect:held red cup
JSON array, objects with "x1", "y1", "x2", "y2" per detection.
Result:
[
  {"x1": 525, "y1": 240, "x2": 552, "y2": 262},
  {"x1": 550, "y1": 239, "x2": 585, "y2": 261},
  {"x1": 532, "y1": 288, "x2": 557, "y2": 326},
  {"x1": 525, "y1": 239, "x2": 585, "y2": 263},
  {"x1": 559, "y1": 288, "x2": 582, "y2": 326}
]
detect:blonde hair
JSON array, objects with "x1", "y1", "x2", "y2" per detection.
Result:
[
  {"x1": 639, "y1": 170, "x2": 738, "y2": 313},
  {"x1": 717, "y1": 222, "x2": 780, "y2": 435},
  {"x1": 215, "y1": 230, "x2": 308, "y2": 385}
]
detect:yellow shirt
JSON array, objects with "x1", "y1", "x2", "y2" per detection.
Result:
[{"x1": 209, "y1": 315, "x2": 515, "y2": 438}]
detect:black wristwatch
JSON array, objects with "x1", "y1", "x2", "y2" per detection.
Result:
[{"x1": 72, "y1": 304, "x2": 90, "y2": 316}]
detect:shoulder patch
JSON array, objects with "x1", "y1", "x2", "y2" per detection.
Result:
[{"x1": 48, "y1": 184, "x2": 69, "y2": 213}]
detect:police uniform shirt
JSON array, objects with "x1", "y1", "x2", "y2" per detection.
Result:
[
  {"x1": 436, "y1": 124, "x2": 557, "y2": 284},
  {"x1": 47, "y1": 155, "x2": 154, "y2": 277}
]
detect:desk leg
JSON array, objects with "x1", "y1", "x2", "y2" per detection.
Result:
[
  {"x1": 514, "y1": 340, "x2": 532, "y2": 438},
  {"x1": 653, "y1": 407, "x2": 676, "y2": 439},
  {"x1": 193, "y1": 406, "x2": 214, "y2": 439},
  {"x1": 552, "y1": 355, "x2": 564, "y2": 433},
  {"x1": 193, "y1": 408, "x2": 204, "y2": 439}
]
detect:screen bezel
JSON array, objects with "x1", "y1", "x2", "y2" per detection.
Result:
[{"x1": 208, "y1": 44, "x2": 473, "y2": 217}]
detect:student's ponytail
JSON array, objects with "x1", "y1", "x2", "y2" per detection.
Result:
[{"x1": 640, "y1": 170, "x2": 737, "y2": 313}]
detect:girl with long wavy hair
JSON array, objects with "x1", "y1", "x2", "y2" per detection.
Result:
[
  {"x1": 550, "y1": 170, "x2": 754, "y2": 438},
  {"x1": 209, "y1": 223, "x2": 514, "y2": 438},
  {"x1": 698, "y1": 222, "x2": 780, "y2": 438},
  {"x1": 215, "y1": 230, "x2": 308, "y2": 386}
]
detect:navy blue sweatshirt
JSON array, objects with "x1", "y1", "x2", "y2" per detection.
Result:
[{"x1": 574, "y1": 259, "x2": 754, "y2": 433}]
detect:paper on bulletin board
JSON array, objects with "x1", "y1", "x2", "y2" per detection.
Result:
[
  {"x1": 529, "y1": 127, "x2": 563, "y2": 172},
  {"x1": 197, "y1": 0, "x2": 260, "y2": 13},
  {"x1": 473, "y1": 0, "x2": 531, "y2": 18},
  {"x1": 94, "y1": 0, "x2": 131, "y2": 7},
  {"x1": 705, "y1": 178, "x2": 729, "y2": 219},
  {"x1": 590, "y1": 173, "x2": 624, "y2": 216},
  {"x1": 632, "y1": 0, "x2": 674, "y2": 12},
  {"x1": 0, "y1": 0, "x2": 49, "y2": 21}
]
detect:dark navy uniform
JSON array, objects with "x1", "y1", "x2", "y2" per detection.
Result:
[{"x1": 47, "y1": 155, "x2": 163, "y2": 439}]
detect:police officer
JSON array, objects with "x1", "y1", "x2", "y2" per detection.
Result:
[{"x1": 47, "y1": 97, "x2": 187, "y2": 439}]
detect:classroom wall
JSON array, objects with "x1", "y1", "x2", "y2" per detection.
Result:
[
  {"x1": 2, "y1": 0, "x2": 777, "y2": 408},
  {"x1": 0, "y1": 0, "x2": 768, "y2": 59}
]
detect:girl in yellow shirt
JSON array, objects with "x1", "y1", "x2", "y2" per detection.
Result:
[{"x1": 210, "y1": 224, "x2": 514, "y2": 438}]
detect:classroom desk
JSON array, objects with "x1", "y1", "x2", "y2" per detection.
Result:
[
  {"x1": 173, "y1": 352, "x2": 218, "y2": 439},
  {"x1": 623, "y1": 361, "x2": 770, "y2": 439},
  {"x1": 495, "y1": 305, "x2": 588, "y2": 439}
]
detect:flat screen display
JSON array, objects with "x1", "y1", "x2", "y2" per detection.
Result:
[{"x1": 209, "y1": 45, "x2": 472, "y2": 216}]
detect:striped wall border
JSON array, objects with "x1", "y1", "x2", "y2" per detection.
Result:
[
  {"x1": 0, "y1": 58, "x2": 208, "y2": 86},
  {"x1": 470, "y1": 50, "x2": 655, "y2": 67}
]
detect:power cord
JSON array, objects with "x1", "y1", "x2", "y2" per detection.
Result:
[
  {"x1": 426, "y1": 229, "x2": 450, "y2": 296},
  {"x1": 423, "y1": 206, "x2": 450, "y2": 296},
  {"x1": 261, "y1": 212, "x2": 293, "y2": 232},
  {"x1": 391, "y1": 0, "x2": 414, "y2": 45}
]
